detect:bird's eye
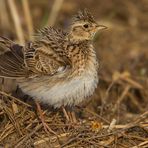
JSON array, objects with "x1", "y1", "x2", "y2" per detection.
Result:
[{"x1": 83, "y1": 24, "x2": 89, "y2": 28}]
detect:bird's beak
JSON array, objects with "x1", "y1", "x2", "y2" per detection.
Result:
[{"x1": 96, "y1": 24, "x2": 107, "y2": 31}]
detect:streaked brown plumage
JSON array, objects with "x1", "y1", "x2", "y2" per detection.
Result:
[{"x1": 0, "y1": 9, "x2": 106, "y2": 108}]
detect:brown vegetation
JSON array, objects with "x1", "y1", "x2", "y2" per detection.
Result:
[{"x1": 0, "y1": 0, "x2": 148, "y2": 147}]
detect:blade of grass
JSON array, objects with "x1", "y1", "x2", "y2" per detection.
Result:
[
  {"x1": 7, "y1": 0, "x2": 25, "y2": 44},
  {"x1": 22, "y1": 0, "x2": 34, "y2": 40},
  {"x1": 47, "y1": 0, "x2": 64, "y2": 26},
  {"x1": 0, "y1": 0, "x2": 10, "y2": 32}
]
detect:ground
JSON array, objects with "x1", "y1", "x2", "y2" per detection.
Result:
[{"x1": 0, "y1": 0, "x2": 148, "y2": 147}]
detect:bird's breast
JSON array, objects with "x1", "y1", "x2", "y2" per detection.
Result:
[{"x1": 18, "y1": 45, "x2": 99, "y2": 108}]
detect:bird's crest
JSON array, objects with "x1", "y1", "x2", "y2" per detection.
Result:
[{"x1": 72, "y1": 9, "x2": 95, "y2": 23}]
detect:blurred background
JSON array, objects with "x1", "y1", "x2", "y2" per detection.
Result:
[{"x1": 0, "y1": 0, "x2": 148, "y2": 147}]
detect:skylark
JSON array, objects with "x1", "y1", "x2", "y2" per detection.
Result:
[{"x1": 0, "y1": 9, "x2": 106, "y2": 122}]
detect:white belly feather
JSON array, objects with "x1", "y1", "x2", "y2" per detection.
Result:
[{"x1": 18, "y1": 67, "x2": 98, "y2": 108}]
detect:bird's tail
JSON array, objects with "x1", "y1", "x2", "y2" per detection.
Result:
[{"x1": 0, "y1": 36, "x2": 28, "y2": 78}]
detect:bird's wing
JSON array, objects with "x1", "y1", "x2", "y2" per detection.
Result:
[
  {"x1": 24, "y1": 41, "x2": 71, "y2": 76},
  {"x1": 24, "y1": 27, "x2": 71, "y2": 76},
  {"x1": 0, "y1": 28, "x2": 71, "y2": 79}
]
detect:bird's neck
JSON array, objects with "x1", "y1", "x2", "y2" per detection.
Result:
[{"x1": 66, "y1": 33, "x2": 90, "y2": 44}]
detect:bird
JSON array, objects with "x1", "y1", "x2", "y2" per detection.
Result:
[{"x1": 0, "y1": 9, "x2": 106, "y2": 128}]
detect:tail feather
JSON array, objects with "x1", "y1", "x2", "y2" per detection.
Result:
[
  {"x1": 0, "y1": 37, "x2": 29, "y2": 78},
  {"x1": 0, "y1": 36, "x2": 13, "y2": 52}
]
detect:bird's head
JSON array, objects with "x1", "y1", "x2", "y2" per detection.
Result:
[{"x1": 68, "y1": 9, "x2": 107, "y2": 42}]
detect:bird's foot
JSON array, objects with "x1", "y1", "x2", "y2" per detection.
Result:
[
  {"x1": 62, "y1": 106, "x2": 77, "y2": 123},
  {"x1": 35, "y1": 101, "x2": 56, "y2": 134}
]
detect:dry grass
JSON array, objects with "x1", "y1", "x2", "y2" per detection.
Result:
[
  {"x1": 0, "y1": 0, "x2": 148, "y2": 147},
  {"x1": 0, "y1": 77, "x2": 147, "y2": 147},
  {"x1": 22, "y1": 0, "x2": 34, "y2": 40},
  {"x1": 7, "y1": 0, "x2": 25, "y2": 44}
]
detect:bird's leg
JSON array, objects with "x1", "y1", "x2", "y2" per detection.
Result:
[
  {"x1": 35, "y1": 101, "x2": 56, "y2": 134},
  {"x1": 62, "y1": 106, "x2": 70, "y2": 121},
  {"x1": 62, "y1": 106, "x2": 77, "y2": 123},
  {"x1": 70, "y1": 110, "x2": 77, "y2": 123}
]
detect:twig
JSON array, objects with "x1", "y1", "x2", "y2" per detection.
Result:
[
  {"x1": 61, "y1": 133, "x2": 82, "y2": 148},
  {"x1": 2, "y1": 103, "x2": 23, "y2": 136},
  {"x1": 7, "y1": 0, "x2": 25, "y2": 44},
  {"x1": 127, "y1": 92, "x2": 144, "y2": 112},
  {"x1": 131, "y1": 140, "x2": 148, "y2": 148},
  {"x1": 0, "y1": 122, "x2": 14, "y2": 142},
  {"x1": 0, "y1": 90, "x2": 31, "y2": 107},
  {"x1": 132, "y1": 110, "x2": 148, "y2": 124},
  {"x1": 102, "y1": 123, "x2": 148, "y2": 129},
  {"x1": 113, "y1": 85, "x2": 130, "y2": 112},
  {"x1": 0, "y1": 126, "x2": 14, "y2": 142},
  {"x1": 14, "y1": 124, "x2": 43, "y2": 148},
  {"x1": 34, "y1": 133, "x2": 69, "y2": 146},
  {"x1": 108, "y1": 118, "x2": 117, "y2": 132},
  {"x1": 100, "y1": 81, "x2": 115, "y2": 116},
  {"x1": 99, "y1": 136, "x2": 115, "y2": 147},
  {"x1": 121, "y1": 77, "x2": 143, "y2": 89},
  {"x1": 85, "y1": 108, "x2": 110, "y2": 124}
]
